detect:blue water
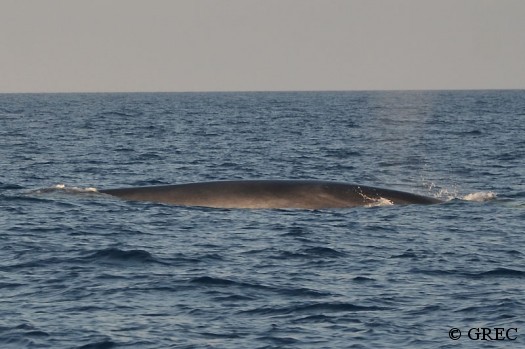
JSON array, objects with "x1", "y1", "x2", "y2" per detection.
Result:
[{"x1": 1, "y1": 91, "x2": 524, "y2": 348}]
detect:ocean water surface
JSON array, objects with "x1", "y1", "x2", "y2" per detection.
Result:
[{"x1": 1, "y1": 91, "x2": 524, "y2": 348}]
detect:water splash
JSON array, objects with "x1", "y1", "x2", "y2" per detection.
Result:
[
  {"x1": 462, "y1": 191, "x2": 497, "y2": 202},
  {"x1": 422, "y1": 181, "x2": 497, "y2": 203},
  {"x1": 32, "y1": 184, "x2": 99, "y2": 194}
]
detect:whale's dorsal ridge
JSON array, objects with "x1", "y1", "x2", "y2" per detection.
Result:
[{"x1": 100, "y1": 180, "x2": 442, "y2": 209}]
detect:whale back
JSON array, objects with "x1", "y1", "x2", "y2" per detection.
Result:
[{"x1": 100, "y1": 180, "x2": 441, "y2": 209}]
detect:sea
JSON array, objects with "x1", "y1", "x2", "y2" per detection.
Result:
[{"x1": 1, "y1": 90, "x2": 524, "y2": 348}]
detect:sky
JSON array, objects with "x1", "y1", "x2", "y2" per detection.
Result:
[{"x1": 1, "y1": 0, "x2": 524, "y2": 93}]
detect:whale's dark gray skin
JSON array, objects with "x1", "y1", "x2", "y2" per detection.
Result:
[{"x1": 99, "y1": 180, "x2": 442, "y2": 209}]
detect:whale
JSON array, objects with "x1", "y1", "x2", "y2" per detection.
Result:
[{"x1": 99, "y1": 180, "x2": 442, "y2": 209}]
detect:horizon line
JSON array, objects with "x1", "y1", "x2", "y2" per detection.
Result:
[{"x1": 1, "y1": 87, "x2": 524, "y2": 95}]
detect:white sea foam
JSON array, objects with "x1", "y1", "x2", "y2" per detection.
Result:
[
  {"x1": 421, "y1": 181, "x2": 497, "y2": 203},
  {"x1": 462, "y1": 191, "x2": 497, "y2": 202}
]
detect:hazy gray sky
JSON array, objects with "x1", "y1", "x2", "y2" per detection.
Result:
[{"x1": 1, "y1": 0, "x2": 524, "y2": 93}]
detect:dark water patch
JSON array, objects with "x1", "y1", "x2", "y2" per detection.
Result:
[
  {"x1": 494, "y1": 314, "x2": 520, "y2": 322},
  {"x1": 198, "y1": 331, "x2": 243, "y2": 339},
  {"x1": 255, "y1": 335, "x2": 300, "y2": 347},
  {"x1": 190, "y1": 276, "x2": 238, "y2": 286},
  {"x1": 63, "y1": 305, "x2": 107, "y2": 313},
  {"x1": 495, "y1": 152, "x2": 522, "y2": 161},
  {"x1": 99, "y1": 110, "x2": 140, "y2": 118},
  {"x1": 352, "y1": 276, "x2": 376, "y2": 283},
  {"x1": 450, "y1": 129, "x2": 483, "y2": 136},
  {"x1": 213, "y1": 294, "x2": 257, "y2": 302},
  {"x1": 23, "y1": 330, "x2": 50, "y2": 337},
  {"x1": 120, "y1": 284, "x2": 188, "y2": 294},
  {"x1": 276, "y1": 287, "x2": 332, "y2": 298},
  {"x1": 410, "y1": 267, "x2": 525, "y2": 280},
  {"x1": 2, "y1": 323, "x2": 49, "y2": 337},
  {"x1": 0, "y1": 323, "x2": 50, "y2": 348},
  {"x1": 1, "y1": 256, "x2": 72, "y2": 271},
  {"x1": 0, "y1": 107, "x2": 24, "y2": 115},
  {"x1": 0, "y1": 282, "x2": 25, "y2": 289},
  {"x1": 465, "y1": 268, "x2": 525, "y2": 279},
  {"x1": 113, "y1": 146, "x2": 135, "y2": 153},
  {"x1": 325, "y1": 148, "x2": 362, "y2": 158},
  {"x1": 133, "y1": 152, "x2": 164, "y2": 161},
  {"x1": 76, "y1": 340, "x2": 116, "y2": 349},
  {"x1": 406, "y1": 304, "x2": 442, "y2": 315},
  {"x1": 302, "y1": 246, "x2": 346, "y2": 258},
  {"x1": 455, "y1": 299, "x2": 523, "y2": 316},
  {"x1": 242, "y1": 302, "x2": 388, "y2": 315},
  {"x1": 283, "y1": 225, "x2": 308, "y2": 236},
  {"x1": 139, "y1": 312, "x2": 170, "y2": 317},
  {"x1": 291, "y1": 314, "x2": 337, "y2": 324},
  {"x1": 82, "y1": 247, "x2": 166, "y2": 265},
  {"x1": 0, "y1": 183, "x2": 25, "y2": 190},
  {"x1": 504, "y1": 250, "x2": 523, "y2": 256},
  {"x1": 190, "y1": 276, "x2": 330, "y2": 298},
  {"x1": 275, "y1": 246, "x2": 345, "y2": 260},
  {"x1": 161, "y1": 253, "x2": 204, "y2": 265},
  {"x1": 390, "y1": 249, "x2": 419, "y2": 259},
  {"x1": 408, "y1": 268, "x2": 457, "y2": 277},
  {"x1": 186, "y1": 253, "x2": 224, "y2": 262}
]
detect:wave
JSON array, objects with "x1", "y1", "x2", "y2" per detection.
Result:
[
  {"x1": 0, "y1": 182, "x2": 25, "y2": 190},
  {"x1": 274, "y1": 247, "x2": 346, "y2": 261},
  {"x1": 301, "y1": 246, "x2": 346, "y2": 257},
  {"x1": 241, "y1": 302, "x2": 388, "y2": 315},
  {"x1": 82, "y1": 247, "x2": 165, "y2": 265},
  {"x1": 411, "y1": 267, "x2": 525, "y2": 279},
  {"x1": 190, "y1": 276, "x2": 238, "y2": 286},
  {"x1": 470, "y1": 267, "x2": 525, "y2": 279},
  {"x1": 1, "y1": 248, "x2": 166, "y2": 271},
  {"x1": 0, "y1": 323, "x2": 50, "y2": 349},
  {"x1": 352, "y1": 276, "x2": 376, "y2": 282},
  {"x1": 99, "y1": 110, "x2": 140, "y2": 118},
  {"x1": 190, "y1": 276, "x2": 330, "y2": 297},
  {"x1": 76, "y1": 339, "x2": 116, "y2": 349}
]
